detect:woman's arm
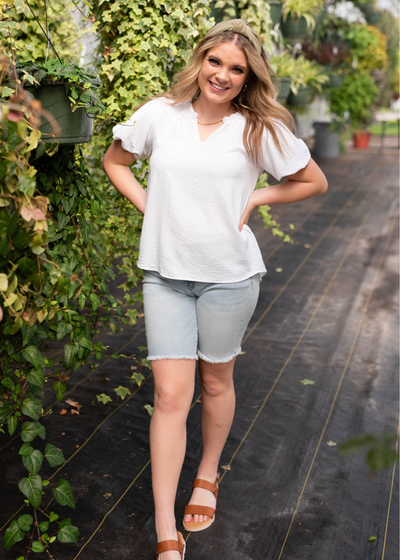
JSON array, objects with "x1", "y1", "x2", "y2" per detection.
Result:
[
  {"x1": 102, "y1": 140, "x2": 147, "y2": 214},
  {"x1": 239, "y1": 158, "x2": 328, "y2": 231}
]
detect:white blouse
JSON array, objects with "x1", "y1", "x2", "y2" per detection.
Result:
[{"x1": 112, "y1": 97, "x2": 311, "y2": 283}]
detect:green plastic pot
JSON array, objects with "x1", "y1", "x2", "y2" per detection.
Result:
[
  {"x1": 313, "y1": 121, "x2": 339, "y2": 158},
  {"x1": 287, "y1": 85, "x2": 313, "y2": 106},
  {"x1": 25, "y1": 84, "x2": 93, "y2": 144},
  {"x1": 329, "y1": 73, "x2": 344, "y2": 88},
  {"x1": 267, "y1": 1, "x2": 283, "y2": 27},
  {"x1": 280, "y1": 15, "x2": 308, "y2": 39},
  {"x1": 277, "y1": 77, "x2": 291, "y2": 102}
]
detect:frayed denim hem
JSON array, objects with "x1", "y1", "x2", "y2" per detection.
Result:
[
  {"x1": 197, "y1": 347, "x2": 241, "y2": 364},
  {"x1": 147, "y1": 355, "x2": 198, "y2": 361}
]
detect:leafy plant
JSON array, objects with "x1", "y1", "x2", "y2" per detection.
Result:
[
  {"x1": 329, "y1": 71, "x2": 379, "y2": 130},
  {"x1": 289, "y1": 54, "x2": 329, "y2": 94},
  {"x1": 0, "y1": 57, "x2": 129, "y2": 555},
  {"x1": 1, "y1": 0, "x2": 95, "y2": 65},
  {"x1": 344, "y1": 23, "x2": 388, "y2": 72},
  {"x1": 269, "y1": 51, "x2": 297, "y2": 78},
  {"x1": 282, "y1": 0, "x2": 324, "y2": 31},
  {"x1": 339, "y1": 432, "x2": 399, "y2": 473}
]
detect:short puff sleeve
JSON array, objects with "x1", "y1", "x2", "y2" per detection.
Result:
[
  {"x1": 261, "y1": 121, "x2": 311, "y2": 181},
  {"x1": 112, "y1": 98, "x2": 170, "y2": 160}
]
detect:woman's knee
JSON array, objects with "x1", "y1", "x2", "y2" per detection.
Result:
[
  {"x1": 154, "y1": 382, "x2": 192, "y2": 414},
  {"x1": 200, "y1": 361, "x2": 235, "y2": 397}
]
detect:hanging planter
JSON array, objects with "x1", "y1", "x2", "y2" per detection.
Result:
[
  {"x1": 267, "y1": 1, "x2": 283, "y2": 27},
  {"x1": 26, "y1": 84, "x2": 93, "y2": 144},
  {"x1": 280, "y1": 15, "x2": 308, "y2": 39},
  {"x1": 277, "y1": 77, "x2": 291, "y2": 101},
  {"x1": 313, "y1": 121, "x2": 339, "y2": 158},
  {"x1": 18, "y1": 60, "x2": 106, "y2": 145},
  {"x1": 287, "y1": 85, "x2": 313, "y2": 106},
  {"x1": 353, "y1": 131, "x2": 371, "y2": 149}
]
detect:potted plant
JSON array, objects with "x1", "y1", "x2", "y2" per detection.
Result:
[
  {"x1": 267, "y1": 0, "x2": 284, "y2": 27},
  {"x1": 312, "y1": 117, "x2": 347, "y2": 158},
  {"x1": 13, "y1": 60, "x2": 106, "y2": 144},
  {"x1": 269, "y1": 51, "x2": 296, "y2": 102},
  {"x1": 329, "y1": 71, "x2": 380, "y2": 149},
  {"x1": 287, "y1": 55, "x2": 329, "y2": 106},
  {"x1": 281, "y1": 0, "x2": 324, "y2": 39}
]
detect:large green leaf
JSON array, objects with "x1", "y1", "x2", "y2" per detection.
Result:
[
  {"x1": 52, "y1": 479, "x2": 75, "y2": 509},
  {"x1": 3, "y1": 520, "x2": 24, "y2": 550},
  {"x1": 17, "y1": 514, "x2": 34, "y2": 532},
  {"x1": 7, "y1": 415, "x2": 17, "y2": 436},
  {"x1": 22, "y1": 449, "x2": 43, "y2": 475},
  {"x1": 78, "y1": 335, "x2": 92, "y2": 350},
  {"x1": 52, "y1": 381, "x2": 66, "y2": 402},
  {"x1": 22, "y1": 345, "x2": 46, "y2": 368},
  {"x1": 57, "y1": 321, "x2": 73, "y2": 341},
  {"x1": 57, "y1": 518, "x2": 78, "y2": 544},
  {"x1": 45, "y1": 443, "x2": 65, "y2": 467},
  {"x1": 18, "y1": 474, "x2": 42, "y2": 509},
  {"x1": 31, "y1": 541, "x2": 45, "y2": 553},
  {"x1": 19, "y1": 443, "x2": 34, "y2": 456},
  {"x1": 64, "y1": 342, "x2": 79, "y2": 368},
  {"x1": 20, "y1": 421, "x2": 46, "y2": 442},
  {"x1": 22, "y1": 398, "x2": 42, "y2": 420},
  {"x1": 89, "y1": 292, "x2": 100, "y2": 311},
  {"x1": 27, "y1": 369, "x2": 44, "y2": 388}
]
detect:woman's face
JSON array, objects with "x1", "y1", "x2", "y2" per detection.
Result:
[{"x1": 197, "y1": 42, "x2": 249, "y2": 106}]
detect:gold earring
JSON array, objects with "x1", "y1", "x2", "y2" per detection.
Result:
[{"x1": 242, "y1": 84, "x2": 247, "y2": 91}]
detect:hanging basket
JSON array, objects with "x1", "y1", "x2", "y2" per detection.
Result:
[
  {"x1": 25, "y1": 84, "x2": 94, "y2": 144},
  {"x1": 277, "y1": 77, "x2": 291, "y2": 102},
  {"x1": 287, "y1": 85, "x2": 313, "y2": 106},
  {"x1": 353, "y1": 131, "x2": 371, "y2": 149},
  {"x1": 280, "y1": 15, "x2": 308, "y2": 39},
  {"x1": 267, "y1": 1, "x2": 283, "y2": 27}
]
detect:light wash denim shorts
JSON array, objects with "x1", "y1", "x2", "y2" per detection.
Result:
[{"x1": 142, "y1": 270, "x2": 260, "y2": 363}]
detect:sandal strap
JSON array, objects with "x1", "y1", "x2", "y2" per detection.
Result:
[
  {"x1": 184, "y1": 504, "x2": 215, "y2": 518},
  {"x1": 156, "y1": 538, "x2": 184, "y2": 557},
  {"x1": 192, "y1": 478, "x2": 219, "y2": 498}
]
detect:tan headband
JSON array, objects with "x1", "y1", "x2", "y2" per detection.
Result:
[{"x1": 204, "y1": 19, "x2": 263, "y2": 55}]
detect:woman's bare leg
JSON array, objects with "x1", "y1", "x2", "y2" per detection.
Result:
[
  {"x1": 183, "y1": 357, "x2": 236, "y2": 525},
  {"x1": 151, "y1": 359, "x2": 196, "y2": 559}
]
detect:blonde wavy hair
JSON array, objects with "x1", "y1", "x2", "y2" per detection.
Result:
[{"x1": 137, "y1": 26, "x2": 296, "y2": 166}]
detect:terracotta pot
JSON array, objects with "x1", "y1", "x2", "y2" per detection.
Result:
[{"x1": 353, "y1": 131, "x2": 371, "y2": 149}]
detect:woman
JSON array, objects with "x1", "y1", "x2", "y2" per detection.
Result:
[{"x1": 102, "y1": 19, "x2": 327, "y2": 560}]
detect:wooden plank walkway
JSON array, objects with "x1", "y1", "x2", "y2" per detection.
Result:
[{"x1": 1, "y1": 139, "x2": 398, "y2": 560}]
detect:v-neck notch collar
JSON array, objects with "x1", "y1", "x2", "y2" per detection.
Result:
[{"x1": 186, "y1": 100, "x2": 240, "y2": 144}]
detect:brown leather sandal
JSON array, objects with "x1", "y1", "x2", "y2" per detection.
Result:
[
  {"x1": 182, "y1": 474, "x2": 220, "y2": 532},
  {"x1": 156, "y1": 531, "x2": 185, "y2": 559}
]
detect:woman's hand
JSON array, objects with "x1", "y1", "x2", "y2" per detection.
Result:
[
  {"x1": 239, "y1": 190, "x2": 264, "y2": 232},
  {"x1": 239, "y1": 159, "x2": 328, "y2": 231}
]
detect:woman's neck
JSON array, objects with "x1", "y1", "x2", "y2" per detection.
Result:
[{"x1": 192, "y1": 94, "x2": 235, "y2": 122}]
